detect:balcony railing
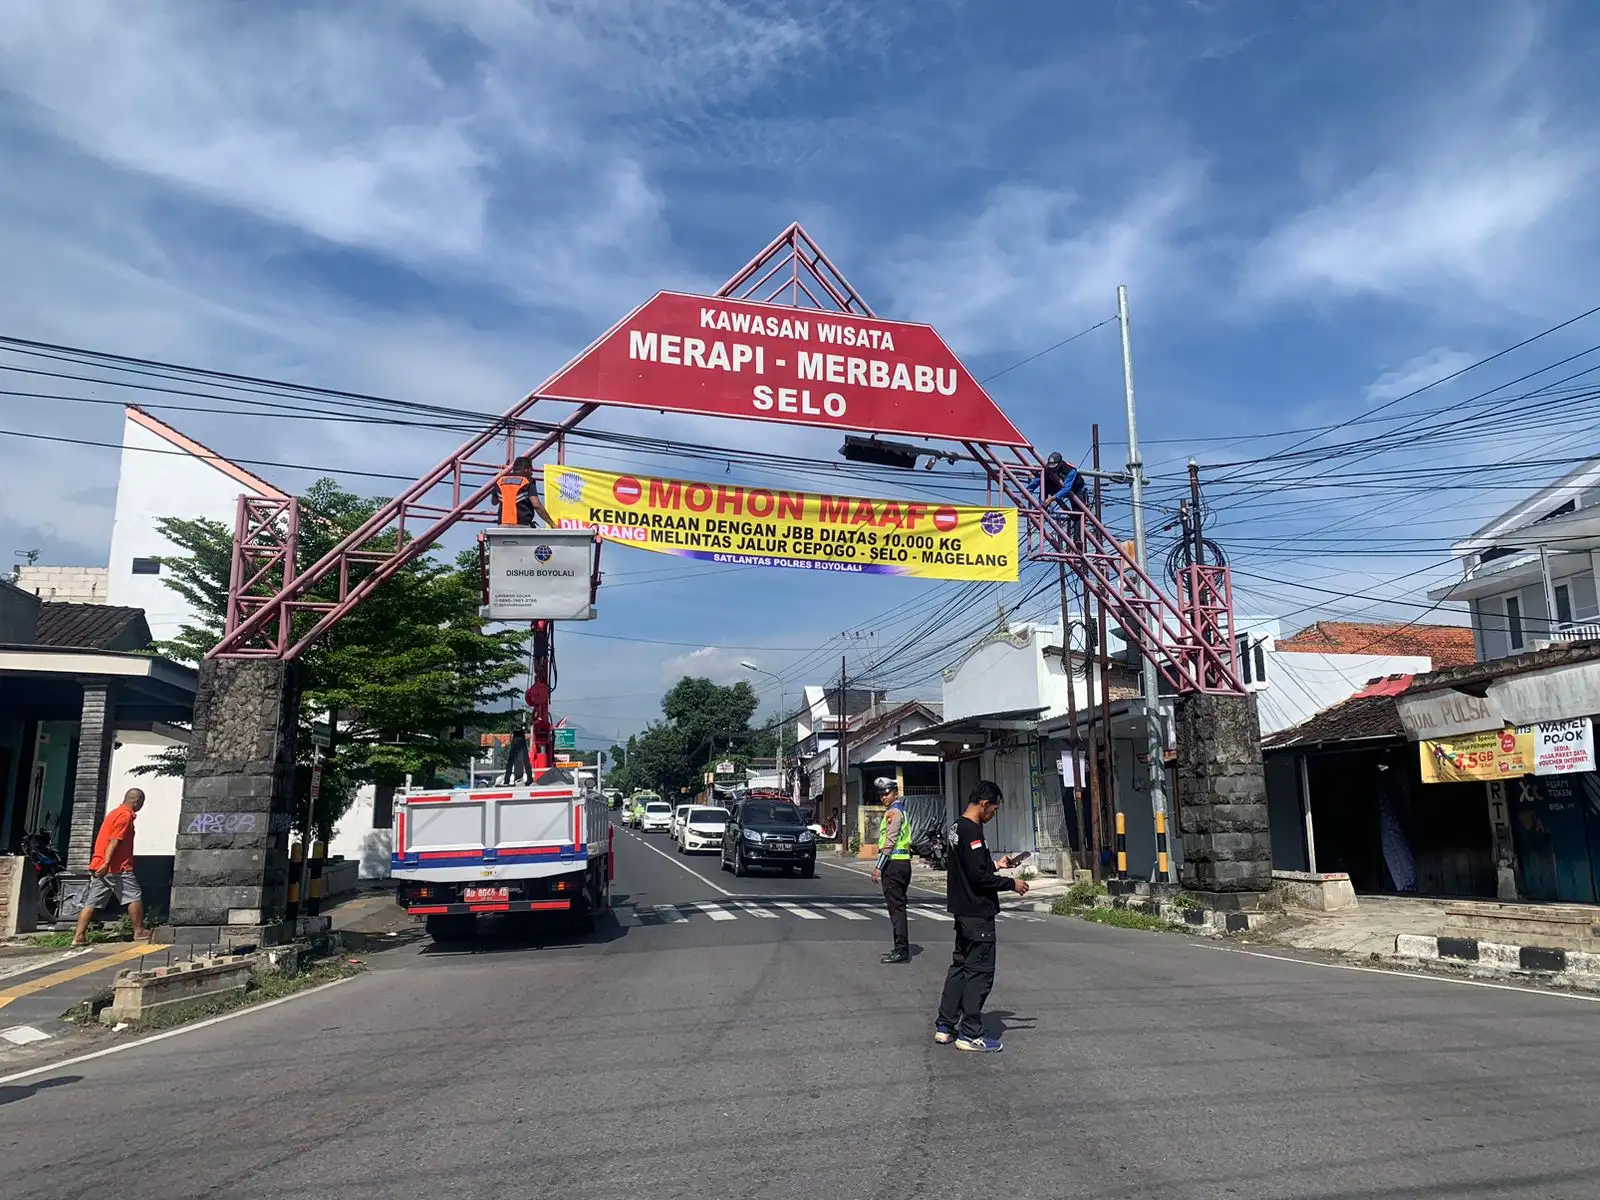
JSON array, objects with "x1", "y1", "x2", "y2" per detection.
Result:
[{"x1": 1553, "y1": 622, "x2": 1600, "y2": 644}]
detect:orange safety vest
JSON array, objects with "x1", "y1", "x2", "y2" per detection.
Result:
[{"x1": 498, "y1": 475, "x2": 527, "y2": 525}]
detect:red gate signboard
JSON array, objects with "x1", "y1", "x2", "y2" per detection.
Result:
[{"x1": 541, "y1": 291, "x2": 1026, "y2": 445}]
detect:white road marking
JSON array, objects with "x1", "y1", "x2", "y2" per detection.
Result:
[
  {"x1": 909, "y1": 906, "x2": 951, "y2": 922},
  {"x1": 773, "y1": 902, "x2": 824, "y2": 920},
  {"x1": 652, "y1": 905, "x2": 688, "y2": 923},
  {"x1": 842, "y1": 903, "x2": 886, "y2": 917},
  {"x1": 813, "y1": 855, "x2": 946, "y2": 897},
  {"x1": 695, "y1": 903, "x2": 736, "y2": 922},
  {"x1": 0, "y1": 948, "x2": 90, "y2": 982},
  {"x1": 732, "y1": 901, "x2": 779, "y2": 918},
  {"x1": 814, "y1": 904, "x2": 870, "y2": 921},
  {"x1": 620, "y1": 827, "x2": 737, "y2": 897},
  {"x1": 1190, "y1": 942, "x2": 1600, "y2": 1004},
  {"x1": 0, "y1": 977, "x2": 355, "y2": 1087}
]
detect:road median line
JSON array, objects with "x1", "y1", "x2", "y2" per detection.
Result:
[
  {"x1": 0, "y1": 943, "x2": 166, "y2": 1012},
  {"x1": 0, "y1": 975, "x2": 357, "y2": 1086}
]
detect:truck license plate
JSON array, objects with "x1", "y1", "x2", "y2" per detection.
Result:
[{"x1": 464, "y1": 886, "x2": 509, "y2": 903}]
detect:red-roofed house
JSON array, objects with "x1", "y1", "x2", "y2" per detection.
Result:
[{"x1": 1278, "y1": 621, "x2": 1477, "y2": 668}]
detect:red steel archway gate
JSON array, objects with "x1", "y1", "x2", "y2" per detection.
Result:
[{"x1": 210, "y1": 223, "x2": 1241, "y2": 696}]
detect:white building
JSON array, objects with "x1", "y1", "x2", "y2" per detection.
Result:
[
  {"x1": 87, "y1": 407, "x2": 295, "y2": 864},
  {"x1": 1429, "y1": 457, "x2": 1600, "y2": 659},
  {"x1": 108, "y1": 406, "x2": 290, "y2": 644},
  {"x1": 897, "y1": 616, "x2": 1462, "y2": 878},
  {"x1": 1236, "y1": 618, "x2": 1442, "y2": 737}
]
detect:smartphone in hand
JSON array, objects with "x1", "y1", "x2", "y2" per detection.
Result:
[{"x1": 1003, "y1": 850, "x2": 1031, "y2": 868}]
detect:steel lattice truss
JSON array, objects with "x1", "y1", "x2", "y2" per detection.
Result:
[{"x1": 211, "y1": 223, "x2": 1241, "y2": 695}]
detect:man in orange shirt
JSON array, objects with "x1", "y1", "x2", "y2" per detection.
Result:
[{"x1": 72, "y1": 787, "x2": 147, "y2": 946}]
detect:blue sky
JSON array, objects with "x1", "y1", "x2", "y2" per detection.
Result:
[{"x1": 4, "y1": 1, "x2": 1600, "y2": 744}]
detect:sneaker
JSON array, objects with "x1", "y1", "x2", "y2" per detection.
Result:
[
  {"x1": 933, "y1": 1023, "x2": 955, "y2": 1045},
  {"x1": 880, "y1": 951, "x2": 909, "y2": 964},
  {"x1": 956, "y1": 1035, "x2": 1003, "y2": 1053}
]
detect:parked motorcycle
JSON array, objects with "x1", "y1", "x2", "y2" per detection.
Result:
[{"x1": 19, "y1": 828, "x2": 65, "y2": 921}]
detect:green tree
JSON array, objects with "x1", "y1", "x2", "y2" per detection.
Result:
[
  {"x1": 144, "y1": 479, "x2": 530, "y2": 839},
  {"x1": 602, "y1": 677, "x2": 775, "y2": 798}
]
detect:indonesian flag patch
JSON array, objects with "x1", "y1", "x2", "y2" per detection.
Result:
[{"x1": 969, "y1": 839, "x2": 984, "y2": 850}]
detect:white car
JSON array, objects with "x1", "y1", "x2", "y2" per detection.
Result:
[
  {"x1": 640, "y1": 801, "x2": 674, "y2": 833},
  {"x1": 669, "y1": 804, "x2": 692, "y2": 840},
  {"x1": 678, "y1": 806, "x2": 730, "y2": 854}
]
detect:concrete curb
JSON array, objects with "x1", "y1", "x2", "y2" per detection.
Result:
[
  {"x1": 1114, "y1": 896, "x2": 1273, "y2": 935},
  {"x1": 1025, "y1": 894, "x2": 1273, "y2": 935},
  {"x1": 1395, "y1": 933, "x2": 1600, "y2": 982}
]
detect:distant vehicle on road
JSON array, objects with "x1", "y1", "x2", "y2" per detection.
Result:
[
  {"x1": 677, "y1": 806, "x2": 729, "y2": 854},
  {"x1": 604, "y1": 788, "x2": 622, "y2": 809},
  {"x1": 626, "y1": 791, "x2": 661, "y2": 828},
  {"x1": 640, "y1": 801, "x2": 673, "y2": 833},
  {"x1": 669, "y1": 804, "x2": 692, "y2": 840},
  {"x1": 721, "y1": 798, "x2": 815, "y2": 878}
]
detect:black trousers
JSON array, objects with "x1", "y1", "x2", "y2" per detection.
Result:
[
  {"x1": 880, "y1": 859, "x2": 912, "y2": 955},
  {"x1": 936, "y1": 915, "x2": 997, "y2": 1039}
]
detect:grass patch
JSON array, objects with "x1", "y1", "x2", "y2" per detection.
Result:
[
  {"x1": 69, "y1": 958, "x2": 363, "y2": 1030},
  {"x1": 131, "y1": 961, "x2": 363, "y2": 1032},
  {"x1": 1051, "y1": 879, "x2": 1109, "y2": 914},
  {"x1": 29, "y1": 911, "x2": 168, "y2": 948},
  {"x1": 29, "y1": 929, "x2": 117, "y2": 948},
  {"x1": 1168, "y1": 893, "x2": 1202, "y2": 912},
  {"x1": 1079, "y1": 906, "x2": 1184, "y2": 933}
]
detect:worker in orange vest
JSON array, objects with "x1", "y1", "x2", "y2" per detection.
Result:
[{"x1": 498, "y1": 455, "x2": 554, "y2": 526}]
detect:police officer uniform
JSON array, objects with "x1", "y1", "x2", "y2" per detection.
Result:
[{"x1": 875, "y1": 778, "x2": 913, "y2": 964}]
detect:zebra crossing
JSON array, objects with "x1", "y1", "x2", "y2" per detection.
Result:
[{"x1": 618, "y1": 898, "x2": 1044, "y2": 927}]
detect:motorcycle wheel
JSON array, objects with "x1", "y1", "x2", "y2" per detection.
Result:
[{"x1": 39, "y1": 873, "x2": 62, "y2": 921}]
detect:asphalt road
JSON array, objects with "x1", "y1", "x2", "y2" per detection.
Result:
[{"x1": 5, "y1": 817, "x2": 1600, "y2": 1199}]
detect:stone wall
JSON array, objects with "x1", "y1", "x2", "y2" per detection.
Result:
[
  {"x1": 170, "y1": 660, "x2": 300, "y2": 930},
  {"x1": 1175, "y1": 692, "x2": 1272, "y2": 902},
  {"x1": 67, "y1": 682, "x2": 117, "y2": 870}
]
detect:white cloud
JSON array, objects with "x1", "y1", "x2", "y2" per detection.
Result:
[
  {"x1": 1364, "y1": 348, "x2": 1479, "y2": 403},
  {"x1": 1244, "y1": 144, "x2": 1592, "y2": 308},
  {"x1": 0, "y1": 0, "x2": 902, "y2": 321},
  {"x1": 1242, "y1": 9, "x2": 1598, "y2": 314},
  {"x1": 659, "y1": 646, "x2": 755, "y2": 686},
  {"x1": 875, "y1": 168, "x2": 1205, "y2": 356}
]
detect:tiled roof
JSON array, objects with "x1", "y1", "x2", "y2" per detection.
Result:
[
  {"x1": 1266, "y1": 639, "x2": 1600, "y2": 749},
  {"x1": 1278, "y1": 620, "x2": 1477, "y2": 667},
  {"x1": 1262, "y1": 691, "x2": 1408, "y2": 750},
  {"x1": 849, "y1": 699, "x2": 942, "y2": 745},
  {"x1": 1351, "y1": 674, "x2": 1414, "y2": 698},
  {"x1": 34, "y1": 603, "x2": 151, "y2": 651},
  {"x1": 1401, "y1": 637, "x2": 1600, "y2": 696}
]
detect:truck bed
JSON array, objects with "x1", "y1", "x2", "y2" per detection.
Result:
[{"x1": 392, "y1": 781, "x2": 612, "y2": 921}]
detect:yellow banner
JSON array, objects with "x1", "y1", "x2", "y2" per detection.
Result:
[
  {"x1": 543, "y1": 464, "x2": 1018, "y2": 582},
  {"x1": 1419, "y1": 728, "x2": 1533, "y2": 784}
]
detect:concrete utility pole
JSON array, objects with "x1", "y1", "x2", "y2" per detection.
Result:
[
  {"x1": 837, "y1": 656, "x2": 849, "y2": 847},
  {"x1": 1118, "y1": 284, "x2": 1175, "y2": 884}
]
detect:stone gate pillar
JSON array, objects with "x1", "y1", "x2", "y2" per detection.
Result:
[
  {"x1": 167, "y1": 659, "x2": 299, "y2": 944},
  {"x1": 1175, "y1": 692, "x2": 1272, "y2": 908}
]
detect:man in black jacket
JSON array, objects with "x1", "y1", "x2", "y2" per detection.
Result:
[{"x1": 935, "y1": 779, "x2": 1029, "y2": 1052}]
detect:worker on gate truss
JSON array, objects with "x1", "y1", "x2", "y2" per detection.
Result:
[
  {"x1": 1028, "y1": 451, "x2": 1089, "y2": 512},
  {"x1": 500, "y1": 455, "x2": 554, "y2": 527}
]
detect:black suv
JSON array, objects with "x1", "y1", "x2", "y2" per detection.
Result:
[{"x1": 721, "y1": 799, "x2": 816, "y2": 878}]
